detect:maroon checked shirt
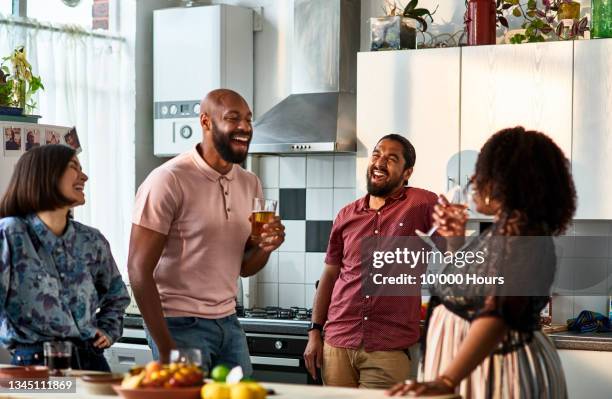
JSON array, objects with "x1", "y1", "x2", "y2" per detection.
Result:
[{"x1": 324, "y1": 186, "x2": 437, "y2": 351}]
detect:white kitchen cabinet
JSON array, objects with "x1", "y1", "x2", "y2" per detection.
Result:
[
  {"x1": 356, "y1": 48, "x2": 461, "y2": 197},
  {"x1": 460, "y1": 41, "x2": 574, "y2": 191},
  {"x1": 559, "y1": 349, "x2": 612, "y2": 399},
  {"x1": 572, "y1": 40, "x2": 612, "y2": 219}
]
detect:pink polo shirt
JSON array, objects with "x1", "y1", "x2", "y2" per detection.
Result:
[{"x1": 132, "y1": 145, "x2": 262, "y2": 319}]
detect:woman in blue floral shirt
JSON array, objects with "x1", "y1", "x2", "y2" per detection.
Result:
[{"x1": 0, "y1": 145, "x2": 129, "y2": 371}]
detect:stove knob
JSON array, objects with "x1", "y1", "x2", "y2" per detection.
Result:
[{"x1": 274, "y1": 340, "x2": 284, "y2": 350}]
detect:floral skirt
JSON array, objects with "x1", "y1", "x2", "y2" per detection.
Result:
[{"x1": 421, "y1": 305, "x2": 567, "y2": 399}]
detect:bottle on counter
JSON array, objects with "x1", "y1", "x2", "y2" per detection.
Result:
[{"x1": 540, "y1": 298, "x2": 552, "y2": 326}]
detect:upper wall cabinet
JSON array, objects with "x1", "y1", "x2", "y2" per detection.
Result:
[
  {"x1": 356, "y1": 48, "x2": 461, "y2": 197},
  {"x1": 460, "y1": 41, "x2": 574, "y2": 191},
  {"x1": 572, "y1": 40, "x2": 612, "y2": 219}
]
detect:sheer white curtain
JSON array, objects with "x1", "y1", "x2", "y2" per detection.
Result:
[{"x1": 0, "y1": 21, "x2": 135, "y2": 274}]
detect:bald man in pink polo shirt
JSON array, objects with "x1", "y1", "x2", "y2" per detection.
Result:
[{"x1": 128, "y1": 89, "x2": 285, "y2": 374}]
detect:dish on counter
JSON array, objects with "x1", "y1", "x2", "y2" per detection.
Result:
[{"x1": 80, "y1": 372, "x2": 124, "y2": 395}]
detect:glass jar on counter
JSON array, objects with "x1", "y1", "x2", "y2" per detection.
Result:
[{"x1": 592, "y1": 0, "x2": 612, "y2": 38}]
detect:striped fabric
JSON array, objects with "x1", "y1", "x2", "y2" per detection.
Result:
[{"x1": 422, "y1": 305, "x2": 567, "y2": 399}]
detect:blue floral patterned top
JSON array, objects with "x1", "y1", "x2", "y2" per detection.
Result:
[{"x1": 0, "y1": 214, "x2": 129, "y2": 348}]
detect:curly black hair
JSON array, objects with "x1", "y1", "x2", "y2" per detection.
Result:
[{"x1": 474, "y1": 126, "x2": 576, "y2": 235}]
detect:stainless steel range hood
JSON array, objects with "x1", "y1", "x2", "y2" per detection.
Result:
[{"x1": 250, "y1": 0, "x2": 360, "y2": 154}]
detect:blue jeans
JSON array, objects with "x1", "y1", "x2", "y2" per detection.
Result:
[{"x1": 145, "y1": 314, "x2": 252, "y2": 376}]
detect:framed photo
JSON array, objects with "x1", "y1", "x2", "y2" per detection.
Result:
[
  {"x1": 63, "y1": 127, "x2": 81, "y2": 153},
  {"x1": 24, "y1": 126, "x2": 41, "y2": 151},
  {"x1": 4, "y1": 126, "x2": 22, "y2": 153},
  {"x1": 45, "y1": 128, "x2": 61, "y2": 145}
]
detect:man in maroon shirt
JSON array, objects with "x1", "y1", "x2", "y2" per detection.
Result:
[{"x1": 303, "y1": 134, "x2": 437, "y2": 389}]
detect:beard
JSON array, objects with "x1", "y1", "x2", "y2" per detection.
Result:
[
  {"x1": 366, "y1": 168, "x2": 405, "y2": 197},
  {"x1": 211, "y1": 120, "x2": 251, "y2": 164}
]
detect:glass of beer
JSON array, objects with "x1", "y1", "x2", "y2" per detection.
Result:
[{"x1": 252, "y1": 198, "x2": 278, "y2": 243}]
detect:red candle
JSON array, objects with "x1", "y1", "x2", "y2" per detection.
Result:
[{"x1": 466, "y1": 0, "x2": 497, "y2": 45}]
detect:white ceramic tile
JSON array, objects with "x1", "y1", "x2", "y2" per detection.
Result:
[
  {"x1": 573, "y1": 235, "x2": 609, "y2": 258},
  {"x1": 334, "y1": 154, "x2": 356, "y2": 188},
  {"x1": 259, "y1": 252, "x2": 279, "y2": 283},
  {"x1": 306, "y1": 189, "x2": 334, "y2": 220},
  {"x1": 279, "y1": 220, "x2": 306, "y2": 252},
  {"x1": 305, "y1": 252, "x2": 326, "y2": 283},
  {"x1": 574, "y1": 221, "x2": 611, "y2": 236},
  {"x1": 305, "y1": 284, "x2": 316, "y2": 308},
  {"x1": 279, "y1": 284, "x2": 305, "y2": 307},
  {"x1": 333, "y1": 188, "x2": 356, "y2": 220},
  {"x1": 551, "y1": 295, "x2": 574, "y2": 324},
  {"x1": 553, "y1": 258, "x2": 574, "y2": 295},
  {"x1": 573, "y1": 258, "x2": 608, "y2": 295},
  {"x1": 258, "y1": 283, "x2": 279, "y2": 307},
  {"x1": 278, "y1": 252, "x2": 305, "y2": 284},
  {"x1": 259, "y1": 156, "x2": 279, "y2": 189},
  {"x1": 307, "y1": 155, "x2": 334, "y2": 188},
  {"x1": 573, "y1": 296, "x2": 607, "y2": 316},
  {"x1": 262, "y1": 188, "x2": 279, "y2": 203},
  {"x1": 279, "y1": 156, "x2": 306, "y2": 188}
]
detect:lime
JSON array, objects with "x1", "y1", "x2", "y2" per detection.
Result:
[{"x1": 211, "y1": 365, "x2": 231, "y2": 383}]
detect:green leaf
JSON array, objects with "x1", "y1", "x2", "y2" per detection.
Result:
[
  {"x1": 408, "y1": 8, "x2": 431, "y2": 17},
  {"x1": 404, "y1": 0, "x2": 418, "y2": 13},
  {"x1": 527, "y1": 0, "x2": 536, "y2": 10},
  {"x1": 512, "y1": 7, "x2": 522, "y2": 17},
  {"x1": 527, "y1": 10, "x2": 536, "y2": 17}
]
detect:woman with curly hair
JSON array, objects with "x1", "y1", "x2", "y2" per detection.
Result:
[{"x1": 387, "y1": 127, "x2": 575, "y2": 398}]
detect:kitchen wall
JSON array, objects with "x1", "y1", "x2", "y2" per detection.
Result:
[
  {"x1": 121, "y1": 0, "x2": 182, "y2": 188},
  {"x1": 251, "y1": 154, "x2": 357, "y2": 308},
  {"x1": 553, "y1": 221, "x2": 612, "y2": 323}
]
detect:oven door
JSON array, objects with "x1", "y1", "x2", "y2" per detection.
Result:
[{"x1": 250, "y1": 355, "x2": 320, "y2": 385}]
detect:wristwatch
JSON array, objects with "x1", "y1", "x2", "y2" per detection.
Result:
[{"x1": 308, "y1": 322, "x2": 324, "y2": 332}]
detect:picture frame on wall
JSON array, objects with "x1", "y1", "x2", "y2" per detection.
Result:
[{"x1": 3, "y1": 125, "x2": 22, "y2": 155}]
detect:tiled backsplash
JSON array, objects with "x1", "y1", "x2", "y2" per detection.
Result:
[
  {"x1": 249, "y1": 155, "x2": 612, "y2": 322},
  {"x1": 249, "y1": 154, "x2": 357, "y2": 308}
]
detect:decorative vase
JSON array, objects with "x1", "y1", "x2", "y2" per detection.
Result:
[
  {"x1": 592, "y1": 0, "x2": 612, "y2": 38},
  {"x1": 369, "y1": 16, "x2": 417, "y2": 51},
  {"x1": 465, "y1": 0, "x2": 497, "y2": 46}
]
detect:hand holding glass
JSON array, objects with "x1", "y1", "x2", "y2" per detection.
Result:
[
  {"x1": 251, "y1": 198, "x2": 278, "y2": 242},
  {"x1": 416, "y1": 182, "x2": 472, "y2": 239}
]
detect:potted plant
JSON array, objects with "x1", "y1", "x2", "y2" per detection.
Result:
[
  {"x1": 370, "y1": 0, "x2": 438, "y2": 51},
  {"x1": 0, "y1": 46, "x2": 44, "y2": 116},
  {"x1": 495, "y1": 0, "x2": 588, "y2": 44}
]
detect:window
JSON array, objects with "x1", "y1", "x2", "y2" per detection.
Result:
[
  {"x1": 27, "y1": 0, "x2": 94, "y2": 28},
  {"x1": 0, "y1": 0, "x2": 12, "y2": 15}
]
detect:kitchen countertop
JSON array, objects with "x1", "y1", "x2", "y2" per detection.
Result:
[
  {"x1": 548, "y1": 331, "x2": 612, "y2": 351},
  {"x1": 0, "y1": 381, "x2": 460, "y2": 399}
]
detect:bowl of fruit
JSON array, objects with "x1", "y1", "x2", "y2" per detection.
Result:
[{"x1": 113, "y1": 360, "x2": 204, "y2": 399}]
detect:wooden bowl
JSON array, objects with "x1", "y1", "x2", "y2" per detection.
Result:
[
  {"x1": 0, "y1": 366, "x2": 49, "y2": 387},
  {"x1": 113, "y1": 385, "x2": 202, "y2": 399}
]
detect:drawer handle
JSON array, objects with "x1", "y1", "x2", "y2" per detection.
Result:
[{"x1": 118, "y1": 356, "x2": 136, "y2": 364}]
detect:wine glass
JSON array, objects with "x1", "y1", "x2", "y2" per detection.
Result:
[
  {"x1": 416, "y1": 179, "x2": 474, "y2": 239},
  {"x1": 170, "y1": 348, "x2": 202, "y2": 366}
]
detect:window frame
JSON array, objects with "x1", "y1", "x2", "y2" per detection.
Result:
[{"x1": 10, "y1": 0, "x2": 117, "y2": 31}]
